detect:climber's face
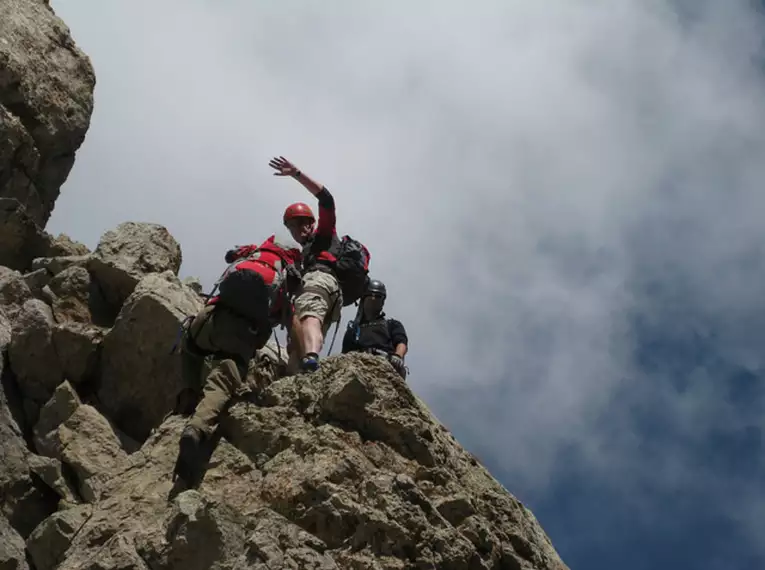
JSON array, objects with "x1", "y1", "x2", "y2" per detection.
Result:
[
  {"x1": 362, "y1": 293, "x2": 384, "y2": 319},
  {"x1": 285, "y1": 217, "x2": 314, "y2": 245}
]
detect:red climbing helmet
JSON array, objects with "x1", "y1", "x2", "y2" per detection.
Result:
[{"x1": 283, "y1": 202, "x2": 315, "y2": 225}]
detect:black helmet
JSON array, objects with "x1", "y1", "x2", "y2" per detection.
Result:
[{"x1": 364, "y1": 279, "x2": 387, "y2": 299}]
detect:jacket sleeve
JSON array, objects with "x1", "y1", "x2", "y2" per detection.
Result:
[
  {"x1": 388, "y1": 319, "x2": 408, "y2": 347},
  {"x1": 315, "y1": 188, "x2": 336, "y2": 237}
]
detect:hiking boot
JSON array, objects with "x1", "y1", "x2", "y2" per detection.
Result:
[
  {"x1": 173, "y1": 425, "x2": 204, "y2": 485},
  {"x1": 300, "y1": 352, "x2": 320, "y2": 372}
]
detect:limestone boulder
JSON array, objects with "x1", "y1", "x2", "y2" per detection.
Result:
[
  {"x1": 0, "y1": 513, "x2": 29, "y2": 570},
  {"x1": 0, "y1": 310, "x2": 57, "y2": 538},
  {"x1": 22, "y1": 267, "x2": 51, "y2": 299},
  {"x1": 7, "y1": 298, "x2": 62, "y2": 406},
  {"x1": 34, "y1": 381, "x2": 128, "y2": 503},
  {"x1": 98, "y1": 272, "x2": 202, "y2": 441},
  {"x1": 26, "y1": 505, "x2": 92, "y2": 570},
  {"x1": 52, "y1": 321, "x2": 103, "y2": 386},
  {"x1": 0, "y1": 266, "x2": 33, "y2": 323},
  {"x1": 31, "y1": 254, "x2": 90, "y2": 276},
  {"x1": 27, "y1": 454, "x2": 79, "y2": 506},
  {"x1": 0, "y1": 199, "x2": 48, "y2": 272},
  {"x1": 88, "y1": 222, "x2": 183, "y2": 310},
  {"x1": 182, "y1": 276, "x2": 204, "y2": 297},
  {"x1": 44, "y1": 233, "x2": 90, "y2": 258},
  {"x1": 45, "y1": 264, "x2": 111, "y2": 326}
]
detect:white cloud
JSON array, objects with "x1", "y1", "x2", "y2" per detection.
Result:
[{"x1": 49, "y1": 0, "x2": 765, "y2": 559}]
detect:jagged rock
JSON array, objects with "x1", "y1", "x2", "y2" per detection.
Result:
[
  {"x1": 240, "y1": 507, "x2": 338, "y2": 569},
  {"x1": 45, "y1": 264, "x2": 111, "y2": 326},
  {"x1": 44, "y1": 354, "x2": 567, "y2": 570},
  {"x1": 28, "y1": 454, "x2": 80, "y2": 506},
  {"x1": 23, "y1": 267, "x2": 51, "y2": 298},
  {"x1": 7, "y1": 298, "x2": 62, "y2": 406},
  {"x1": 99, "y1": 271, "x2": 202, "y2": 441},
  {"x1": 246, "y1": 338, "x2": 290, "y2": 394},
  {"x1": 0, "y1": 265, "x2": 33, "y2": 322},
  {"x1": 34, "y1": 381, "x2": 128, "y2": 502},
  {"x1": 0, "y1": 310, "x2": 57, "y2": 538},
  {"x1": 52, "y1": 321, "x2": 103, "y2": 385},
  {"x1": 0, "y1": 307, "x2": 9, "y2": 348},
  {"x1": 49, "y1": 403, "x2": 129, "y2": 503},
  {"x1": 26, "y1": 506, "x2": 89, "y2": 570},
  {"x1": 47, "y1": 265, "x2": 92, "y2": 323},
  {"x1": 45, "y1": 233, "x2": 90, "y2": 258},
  {"x1": 88, "y1": 222, "x2": 183, "y2": 310},
  {"x1": 0, "y1": 513, "x2": 29, "y2": 570},
  {"x1": 33, "y1": 380, "x2": 82, "y2": 454},
  {"x1": 0, "y1": 199, "x2": 48, "y2": 272},
  {"x1": 137, "y1": 490, "x2": 248, "y2": 570},
  {"x1": 437, "y1": 495, "x2": 477, "y2": 526},
  {"x1": 0, "y1": 0, "x2": 95, "y2": 227},
  {"x1": 60, "y1": 533, "x2": 150, "y2": 570},
  {"x1": 26, "y1": 505, "x2": 91, "y2": 570},
  {"x1": 0, "y1": 218, "x2": 89, "y2": 276},
  {"x1": 182, "y1": 276, "x2": 204, "y2": 296},
  {"x1": 31, "y1": 254, "x2": 90, "y2": 276}
]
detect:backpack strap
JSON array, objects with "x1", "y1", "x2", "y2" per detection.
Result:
[{"x1": 324, "y1": 293, "x2": 344, "y2": 356}]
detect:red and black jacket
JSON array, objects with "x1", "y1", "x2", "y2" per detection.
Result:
[{"x1": 303, "y1": 188, "x2": 341, "y2": 272}]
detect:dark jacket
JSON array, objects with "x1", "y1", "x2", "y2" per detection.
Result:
[
  {"x1": 341, "y1": 313, "x2": 408, "y2": 355},
  {"x1": 303, "y1": 188, "x2": 339, "y2": 272}
]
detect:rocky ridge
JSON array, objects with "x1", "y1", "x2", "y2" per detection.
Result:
[
  {"x1": 0, "y1": 221, "x2": 569, "y2": 569},
  {"x1": 0, "y1": 2, "x2": 570, "y2": 569}
]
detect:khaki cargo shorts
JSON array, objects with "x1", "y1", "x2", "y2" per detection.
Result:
[{"x1": 294, "y1": 269, "x2": 343, "y2": 334}]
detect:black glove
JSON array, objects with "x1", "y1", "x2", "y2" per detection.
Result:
[
  {"x1": 389, "y1": 354, "x2": 407, "y2": 379},
  {"x1": 225, "y1": 249, "x2": 238, "y2": 263}
]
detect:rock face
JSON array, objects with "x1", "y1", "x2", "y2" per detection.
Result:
[
  {"x1": 88, "y1": 222, "x2": 184, "y2": 311},
  {"x1": 0, "y1": 217, "x2": 569, "y2": 570},
  {"x1": 17, "y1": 357, "x2": 569, "y2": 570},
  {"x1": 0, "y1": 310, "x2": 58, "y2": 539},
  {"x1": 98, "y1": 271, "x2": 202, "y2": 441},
  {"x1": 0, "y1": 0, "x2": 96, "y2": 227}
]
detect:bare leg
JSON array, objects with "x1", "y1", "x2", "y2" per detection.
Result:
[{"x1": 299, "y1": 315, "x2": 324, "y2": 355}]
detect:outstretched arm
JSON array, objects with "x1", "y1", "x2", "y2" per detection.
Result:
[
  {"x1": 269, "y1": 156, "x2": 325, "y2": 197},
  {"x1": 269, "y1": 155, "x2": 336, "y2": 236}
]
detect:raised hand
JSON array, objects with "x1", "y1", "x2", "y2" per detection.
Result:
[{"x1": 268, "y1": 156, "x2": 300, "y2": 177}]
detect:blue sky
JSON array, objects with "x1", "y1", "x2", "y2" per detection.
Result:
[{"x1": 47, "y1": 1, "x2": 765, "y2": 569}]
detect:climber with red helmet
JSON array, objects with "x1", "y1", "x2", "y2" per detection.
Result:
[
  {"x1": 269, "y1": 156, "x2": 350, "y2": 373},
  {"x1": 282, "y1": 201, "x2": 316, "y2": 245}
]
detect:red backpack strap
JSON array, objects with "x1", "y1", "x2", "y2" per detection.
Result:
[{"x1": 231, "y1": 244, "x2": 260, "y2": 261}]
